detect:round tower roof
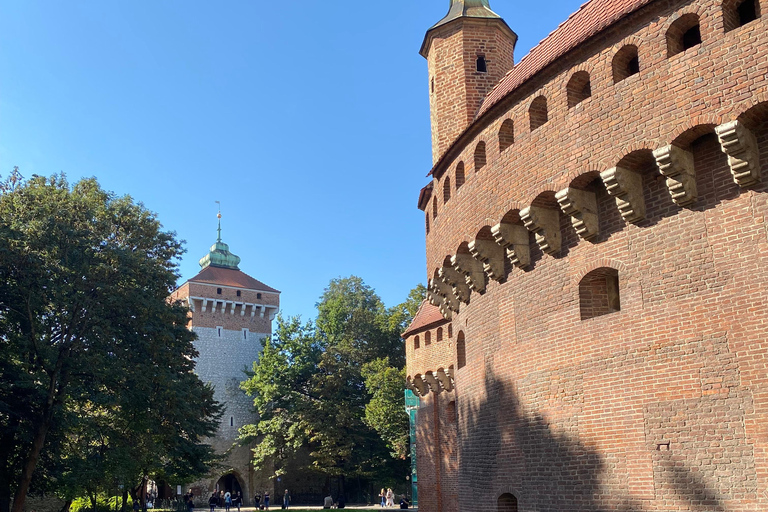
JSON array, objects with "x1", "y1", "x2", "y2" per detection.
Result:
[{"x1": 198, "y1": 212, "x2": 241, "y2": 270}]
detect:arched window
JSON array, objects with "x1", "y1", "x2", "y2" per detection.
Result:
[
  {"x1": 666, "y1": 14, "x2": 702, "y2": 57},
  {"x1": 425, "y1": 214, "x2": 430, "y2": 235},
  {"x1": 437, "y1": 327, "x2": 443, "y2": 341},
  {"x1": 497, "y1": 493, "x2": 518, "y2": 512},
  {"x1": 448, "y1": 323, "x2": 453, "y2": 338},
  {"x1": 723, "y1": 0, "x2": 760, "y2": 32},
  {"x1": 529, "y1": 96, "x2": 548, "y2": 131},
  {"x1": 414, "y1": 335, "x2": 420, "y2": 349},
  {"x1": 456, "y1": 331, "x2": 466, "y2": 369},
  {"x1": 474, "y1": 142, "x2": 487, "y2": 172},
  {"x1": 579, "y1": 267, "x2": 621, "y2": 320},
  {"x1": 432, "y1": 196, "x2": 438, "y2": 220},
  {"x1": 476, "y1": 55, "x2": 487, "y2": 73},
  {"x1": 613, "y1": 45, "x2": 639, "y2": 83},
  {"x1": 443, "y1": 178, "x2": 451, "y2": 203},
  {"x1": 566, "y1": 71, "x2": 592, "y2": 108},
  {"x1": 499, "y1": 119, "x2": 514, "y2": 151},
  {"x1": 455, "y1": 162, "x2": 465, "y2": 190},
  {"x1": 425, "y1": 331, "x2": 432, "y2": 346}
]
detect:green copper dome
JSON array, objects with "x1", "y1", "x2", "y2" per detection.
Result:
[{"x1": 198, "y1": 213, "x2": 241, "y2": 270}]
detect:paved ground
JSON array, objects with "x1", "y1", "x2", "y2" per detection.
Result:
[{"x1": 235, "y1": 507, "x2": 415, "y2": 511}]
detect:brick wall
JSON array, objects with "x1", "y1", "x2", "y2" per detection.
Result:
[{"x1": 411, "y1": 0, "x2": 768, "y2": 510}]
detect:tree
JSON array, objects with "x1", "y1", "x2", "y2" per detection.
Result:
[
  {"x1": 0, "y1": 170, "x2": 221, "y2": 512},
  {"x1": 241, "y1": 278, "x2": 424, "y2": 497}
]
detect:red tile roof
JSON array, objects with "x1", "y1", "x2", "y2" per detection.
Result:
[
  {"x1": 477, "y1": 0, "x2": 652, "y2": 117},
  {"x1": 402, "y1": 300, "x2": 448, "y2": 338},
  {"x1": 187, "y1": 266, "x2": 280, "y2": 293}
]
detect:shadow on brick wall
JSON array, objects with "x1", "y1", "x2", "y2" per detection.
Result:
[{"x1": 454, "y1": 369, "x2": 728, "y2": 511}]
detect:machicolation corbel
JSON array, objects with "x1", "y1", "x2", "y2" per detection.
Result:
[
  {"x1": 451, "y1": 253, "x2": 487, "y2": 294},
  {"x1": 426, "y1": 289, "x2": 452, "y2": 321},
  {"x1": 653, "y1": 144, "x2": 697, "y2": 206},
  {"x1": 556, "y1": 187, "x2": 600, "y2": 241},
  {"x1": 438, "y1": 266, "x2": 471, "y2": 303},
  {"x1": 424, "y1": 372, "x2": 440, "y2": 394},
  {"x1": 468, "y1": 239, "x2": 507, "y2": 282},
  {"x1": 436, "y1": 368, "x2": 454, "y2": 392},
  {"x1": 520, "y1": 206, "x2": 562, "y2": 255},
  {"x1": 600, "y1": 166, "x2": 646, "y2": 223},
  {"x1": 491, "y1": 222, "x2": 531, "y2": 269},
  {"x1": 429, "y1": 278, "x2": 460, "y2": 314},
  {"x1": 715, "y1": 120, "x2": 761, "y2": 187}
]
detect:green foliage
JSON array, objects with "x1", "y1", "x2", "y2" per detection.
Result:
[
  {"x1": 241, "y1": 278, "x2": 424, "y2": 491},
  {"x1": 361, "y1": 358, "x2": 409, "y2": 459},
  {"x1": 0, "y1": 171, "x2": 221, "y2": 512}
]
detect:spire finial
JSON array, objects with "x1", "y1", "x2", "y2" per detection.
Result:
[{"x1": 215, "y1": 200, "x2": 222, "y2": 242}]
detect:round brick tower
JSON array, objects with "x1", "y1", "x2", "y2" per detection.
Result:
[
  {"x1": 170, "y1": 213, "x2": 280, "y2": 504},
  {"x1": 406, "y1": 0, "x2": 768, "y2": 510}
]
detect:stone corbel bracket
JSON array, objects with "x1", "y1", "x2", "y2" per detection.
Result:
[
  {"x1": 520, "y1": 206, "x2": 562, "y2": 255},
  {"x1": 492, "y1": 222, "x2": 531, "y2": 269},
  {"x1": 653, "y1": 144, "x2": 697, "y2": 206},
  {"x1": 438, "y1": 266, "x2": 471, "y2": 304},
  {"x1": 716, "y1": 120, "x2": 761, "y2": 187},
  {"x1": 424, "y1": 372, "x2": 440, "y2": 394},
  {"x1": 468, "y1": 239, "x2": 507, "y2": 282},
  {"x1": 411, "y1": 375, "x2": 429, "y2": 397},
  {"x1": 426, "y1": 289, "x2": 452, "y2": 321},
  {"x1": 430, "y1": 278, "x2": 460, "y2": 313},
  {"x1": 600, "y1": 166, "x2": 646, "y2": 223},
  {"x1": 436, "y1": 368, "x2": 454, "y2": 392},
  {"x1": 451, "y1": 253, "x2": 487, "y2": 294},
  {"x1": 556, "y1": 187, "x2": 600, "y2": 241}
]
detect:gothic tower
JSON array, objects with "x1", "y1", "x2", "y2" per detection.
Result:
[
  {"x1": 421, "y1": 0, "x2": 517, "y2": 163},
  {"x1": 170, "y1": 212, "x2": 280, "y2": 503}
]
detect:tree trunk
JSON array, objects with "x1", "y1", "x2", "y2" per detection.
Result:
[
  {"x1": 59, "y1": 499, "x2": 73, "y2": 512},
  {"x1": 11, "y1": 347, "x2": 70, "y2": 512},
  {"x1": 120, "y1": 490, "x2": 128, "y2": 512}
]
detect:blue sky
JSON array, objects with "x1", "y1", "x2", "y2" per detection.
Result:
[{"x1": 1, "y1": 0, "x2": 587, "y2": 321}]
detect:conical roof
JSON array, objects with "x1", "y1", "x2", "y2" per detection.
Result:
[{"x1": 420, "y1": 0, "x2": 515, "y2": 57}]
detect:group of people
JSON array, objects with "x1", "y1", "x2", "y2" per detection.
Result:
[
  {"x1": 206, "y1": 490, "x2": 243, "y2": 512},
  {"x1": 378, "y1": 488, "x2": 410, "y2": 509}
]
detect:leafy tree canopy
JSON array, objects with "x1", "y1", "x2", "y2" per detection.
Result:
[
  {"x1": 0, "y1": 169, "x2": 221, "y2": 512},
  {"x1": 240, "y1": 277, "x2": 424, "y2": 494}
]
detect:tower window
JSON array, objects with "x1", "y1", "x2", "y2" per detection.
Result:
[
  {"x1": 529, "y1": 96, "x2": 549, "y2": 131},
  {"x1": 456, "y1": 331, "x2": 466, "y2": 369},
  {"x1": 425, "y1": 331, "x2": 432, "y2": 346},
  {"x1": 236, "y1": 290, "x2": 241, "y2": 297},
  {"x1": 426, "y1": 214, "x2": 430, "y2": 235},
  {"x1": 474, "y1": 142, "x2": 487, "y2": 172},
  {"x1": 579, "y1": 267, "x2": 621, "y2": 320},
  {"x1": 414, "y1": 335, "x2": 420, "y2": 349},
  {"x1": 476, "y1": 56, "x2": 487, "y2": 73},
  {"x1": 724, "y1": 0, "x2": 760, "y2": 31},
  {"x1": 431, "y1": 77, "x2": 435, "y2": 93},
  {"x1": 566, "y1": 71, "x2": 592, "y2": 108},
  {"x1": 217, "y1": 326, "x2": 223, "y2": 338},
  {"x1": 230, "y1": 416, "x2": 234, "y2": 427},
  {"x1": 666, "y1": 14, "x2": 702, "y2": 57},
  {"x1": 217, "y1": 288, "x2": 222, "y2": 295},
  {"x1": 613, "y1": 45, "x2": 639, "y2": 83},
  {"x1": 243, "y1": 328, "x2": 249, "y2": 340},
  {"x1": 433, "y1": 196, "x2": 438, "y2": 220},
  {"x1": 498, "y1": 119, "x2": 514, "y2": 151},
  {"x1": 257, "y1": 293, "x2": 262, "y2": 299},
  {"x1": 443, "y1": 177, "x2": 451, "y2": 204},
  {"x1": 497, "y1": 493, "x2": 518, "y2": 512},
  {"x1": 455, "y1": 162, "x2": 465, "y2": 190},
  {"x1": 437, "y1": 327, "x2": 443, "y2": 342}
]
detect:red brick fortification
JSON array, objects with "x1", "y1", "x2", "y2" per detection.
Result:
[{"x1": 406, "y1": 0, "x2": 768, "y2": 510}]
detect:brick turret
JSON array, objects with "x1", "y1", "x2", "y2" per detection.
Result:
[{"x1": 421, "y1": 0, "x2": 517, "y2": 163}]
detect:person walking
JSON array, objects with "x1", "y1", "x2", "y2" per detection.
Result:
[
  {"x1": 224, "y1": 492, "x2": 231, "y2": 512},
  {"x1": 254, "y1": 493, "x2": 261, "y2": 510},
  {"x1": 281, "y1": 490, "x2": 290, "y2": 510},
  {"x1": 379, "y1": 489, "x2": 386, "y2": 508},
  {"x1": 186, "y1": 496, "x2": 195, "y2": 512},
  {"x1": 233, "y1": 492, "x2": 241, "y2": 512},
  {"x1": 208, "y1": 493, "x2": 217, "y2": 512},
  {"x1": 385, "y1": 489, "x2": 394, "y2": 508},
  {"x1": 263, "y1": 491, "x2": 270, "y2": 510}
]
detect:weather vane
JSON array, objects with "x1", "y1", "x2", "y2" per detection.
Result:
[{"x1": 215, "y1": 200, "x2": 221, "y2": 219}]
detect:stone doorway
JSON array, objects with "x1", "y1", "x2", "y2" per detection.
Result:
[{"x1": 215, "y1": 473, "x2": 243, "y2": 497}]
